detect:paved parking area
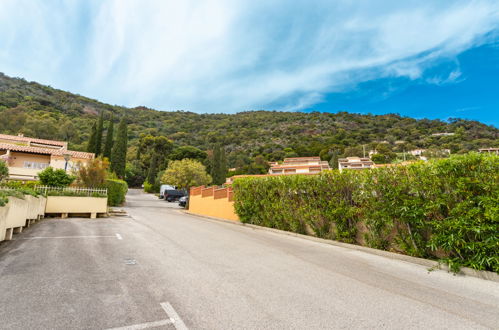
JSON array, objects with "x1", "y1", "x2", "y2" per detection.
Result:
[{"x1": 0, "y1": 190, "x2": 498, "y2": 329}]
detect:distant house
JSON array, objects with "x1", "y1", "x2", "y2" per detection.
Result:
[
  {"x1": 338, "y1": 157, "x2": 374, "y2": 172},
  {"x1": 409, "y1": 149, "x2": 425, "y2": 156},
  {"x1": 431, "y1": 132, "x2": 455, "y2": 137},
  {"x1": 479, "y1": 148, "x2": 499, "y2": 155},
  {"x1": 269, "y1": 157, "x2": 330, "y2": 175},
  {"x1": 0, "y1": 133, "x2": 94, "y2": 181}
]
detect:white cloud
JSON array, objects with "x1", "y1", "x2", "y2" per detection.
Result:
[{"x1": 0, "y1": 0, "x2": 499, "y2": 112}]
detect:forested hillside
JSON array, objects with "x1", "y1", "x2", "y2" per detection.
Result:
[{"x1": 1, "y1": 72, "x2": 497, "y2": 181}]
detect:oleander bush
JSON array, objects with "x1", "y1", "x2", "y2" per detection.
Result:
[
  {"x1": 105, "y1": 179, "x2": 128, "y2": 206},
  {"x1": 233, "y1": 153, "x2": 499, "y2": 273}
]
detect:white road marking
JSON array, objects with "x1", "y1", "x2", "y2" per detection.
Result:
[
  {"x1": 116, "y1": 233, "x2": 123, "y2": 240},
  {"x1": 161, "y1": 302, "x2": 188, "y2": 330},
  {"x1": 106, "y1": 319, "x2": 172, "y2": 330},
  {"x1": 106, "y1": 302, "x2": 187, "y2": 330},
  {"x1": 21, "y1": 235, "x2": 117, "y2": 239}
]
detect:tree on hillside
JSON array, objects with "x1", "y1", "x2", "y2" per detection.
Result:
[
  {"x1": 87, "y1": 122, "x2": 97, "y2": 154},
  {"x1": 103, "y1": 116, "x2": 114, "y2": 160},
  {"x1": 95, "y1": 111, "x2": 104, "y2": 156},
  {"x1": 210, "y1": 144, "x2": 227, "y2": 185},
  {"x1": 169, "y1": 146, "x2": 207, "y2": 162},
  {"x1": 161, "y1": 159, "x2": 211, "y2": 197},
  {"x1": 111, "y1": 117, "x2": 128, "y2": 178},
  {"x1": 219, "y1": 146, "x2": 227, "y2": 184},
  {"x1": 146, "y1": 153, "x2": 158, "y2": 185}
]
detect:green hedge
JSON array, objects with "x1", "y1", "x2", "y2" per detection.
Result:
[
  {"x1": 233, "y1": 153, "x2": 499, "y2": 273},
  {"x1": 106, "y1": 179, "x2": 128, "y2": 206},
  {"x1": 46, "y1": 190, "x2": 107, "y2": 197},
  {"x1": 0, "y1": 190, "x2": 25, "y2": 207}
]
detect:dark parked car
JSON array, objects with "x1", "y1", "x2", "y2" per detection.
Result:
[
  {"x1": 178, "y1": 196, "x2": 188, "y2": 207},
  {"x1": 164, "y1": 189, "x2": 186, "y2": 202}
]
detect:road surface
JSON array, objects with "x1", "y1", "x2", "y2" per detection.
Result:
[{"x1": 0, "y1": 189, "x2": 498, "y2": 329}]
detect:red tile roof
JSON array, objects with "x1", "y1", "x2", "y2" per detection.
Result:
[
  {"x1": 0, "y1": 143, "x2": 94, "y2": 159},
  {"x1": 0, "y1": 134, "x2": 66, "y2": 147}
]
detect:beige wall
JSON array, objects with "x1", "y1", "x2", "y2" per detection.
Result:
[
  {"x1": 45, "y1": 196, "x2": 107, "y2": 214},
  {"x1": 0, "y1": 206, "x2": 8, "y2": 241},
  {"x1": 189, "y1": 194, "x2": 239, "y2": 221},
  {"x1": 9, "y1": 152, "x2": 50, "y2": 168},
  {"x1": 49, "y1": 155, "x2": 89, "y2": 171},
  {"x1": 5, "y1": 197, "x2": 28, "y2": 228}
]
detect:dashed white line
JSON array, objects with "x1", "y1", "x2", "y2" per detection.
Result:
[
  {"x1": 21, "y1": 235, "x2": 117, "y2": 239},
  {"x1": 106, "y1": 302, "x2": 187, "y2": 330},
  {"x1": 106, "y1": 319, "x2": 172, "y2": 330},
  {"x1": 161, "y1": 302, "x2": 188, "y2": 330},
  {"x1": 116, "y1": 233, "x2": 123, "y2": 240}
]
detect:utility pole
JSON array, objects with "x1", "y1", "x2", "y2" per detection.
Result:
[{"x1": 363, "y1": 145, "x2": 366, "y2": 158}]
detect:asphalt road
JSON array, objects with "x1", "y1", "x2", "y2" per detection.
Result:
[{"x1": 0, "y1": 189, "x2": 498, "y2": 329}]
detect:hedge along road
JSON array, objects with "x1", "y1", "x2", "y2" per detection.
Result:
[{"x1": 0, "y1": 189, "x2": 497, "y2": 329}]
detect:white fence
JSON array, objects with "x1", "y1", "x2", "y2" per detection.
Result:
[{"x1": 34, "y1": 186, "x2": 108, "y2": 196}]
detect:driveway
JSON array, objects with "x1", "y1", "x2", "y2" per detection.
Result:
[{"x1": 0, "y1": 189, "x2": 498, "y2": 329}]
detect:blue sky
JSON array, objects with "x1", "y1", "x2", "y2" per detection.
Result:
[{"x1": 1, "y1": 1, "x2": 498, "y2": 126}]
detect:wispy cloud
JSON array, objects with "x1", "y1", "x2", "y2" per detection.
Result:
[{"x1": 1, "y1": 0, "x2": 499, "y2": 112}]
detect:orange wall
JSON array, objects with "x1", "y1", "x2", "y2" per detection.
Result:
[{"x1": 188, "y1": 187, "x2": 239, "y2": 221}]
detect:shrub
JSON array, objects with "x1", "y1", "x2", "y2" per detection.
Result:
[
  {"x1": 0, "y1": 189, "x2": 25, "y2": 207},
  {"x1": 106, "y1": 179, "x2": 128, "y2": 206},
  {"x1": 46, "y1": 190, "x2": 107, "y2": 197},
  {"x1": 0, "y1": 160, "x2": 9, "y2": 181},
  {"x1": 38, "y1": 167, "x2": 75, "y2": 187},
  {"x1": 143, "y1": 180, "x2": 154, "y2": 193},
  {"x1": 2, "y1": 180, "x2": 40, "y2": 189},
  {"x1": 233, "y1": 153, "x2": 499, "y2": 273},
  {"x1": 77, "y1": 157, "x2": 109, "y2": 187}
]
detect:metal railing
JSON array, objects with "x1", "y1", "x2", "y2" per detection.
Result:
[{"x1": 34, "y1": 186, "x2": 108, "y2": 196}]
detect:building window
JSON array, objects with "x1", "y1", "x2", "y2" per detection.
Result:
[{"x1": 23, "y1": 161, "x2": 49, "y2": 170}]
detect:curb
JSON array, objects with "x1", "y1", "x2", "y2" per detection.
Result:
[{"x1": 183, "y1": 210, "x2": 498, "y2": 283}]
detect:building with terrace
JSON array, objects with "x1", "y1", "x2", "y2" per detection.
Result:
[
  {"x1": 338, "y1": 157, "x2": 374, "y2": 172},
  {"x1": 479, "y1": 148, "x2": 499, "y2": 155},
  {"x1": 268, "y1": 157, "x2": 331, "y2": 175},
  {"x1": 0, "y1": 133, "x2": 94, "y2": 181}
]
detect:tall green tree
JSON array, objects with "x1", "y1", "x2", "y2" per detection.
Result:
[
  {"x1": 111, "y1": 117, "x2": 128, "y2": 178},
  {"x1": 146, "y1": 153, "x2": 158, "y2": 184},
  {"x1": 87, "y1": 122, "x2": 97, "y2": 154},
  {"x1": 103, "y1": 116, "x2": 114, "y2": 160},
  {"x1": 161, "y1": 159, "x2": 211, "y2": 194},
  {"x1": 211, "y1": 144, "x2": 221, "y2": 184},
  {"x1": 95, "y1": 111, "x2": 104, "y2": 156},
  {"x1": 210, "y1": 144, "x2": 227, "y2": 185},
  {"x1": 219, "y1": 146, "x2": 227, "y2": 184}
]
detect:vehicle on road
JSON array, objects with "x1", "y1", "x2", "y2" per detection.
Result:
[
  {"x1": 159, "y1": 185, "x2": 176, "y2": 199},
  {"x1": 164, "y1": 189, "x2": 187, "y2": 202},
  {"x1": 178, "y1": 195, "x2": 188, "y2": 207}
]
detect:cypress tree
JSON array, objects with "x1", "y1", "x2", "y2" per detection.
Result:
[
  {"x1": 211, "y1": 144, "x2": 221, "y2": 185},
  {"x1": 95, "y1": 111, "x2": 104, "y2": 155},
  {"x1": 103, "y1": 116, "x2": 114, "y2": 160},
  {"x1": 218, "y1": 146, "x2": 227, "y2": 185},
  {"x1": 87, "y1": 122, "x2": 97, "y2": 154},
  {"x1": 111, "y1": 117, "x2": 128, "y2": 178},
  {"x1": 146, "y1": 153, "x2": 158, "y2": 184}
]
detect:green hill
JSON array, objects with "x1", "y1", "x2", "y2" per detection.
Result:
[{"x1": 1, "y1": 72, "x2": 497, "y2": 171}]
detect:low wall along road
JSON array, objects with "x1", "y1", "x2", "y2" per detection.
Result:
[{"x1": 188, "y1": 186, "x2": 239, "y2": 221}]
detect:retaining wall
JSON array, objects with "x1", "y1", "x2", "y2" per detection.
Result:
[
  {"x1": 1, "y1": 196, "x2": 46, "y2": 242},
  {"x1": 188, "y1": 186, "x2": 239, "y2": 221},
  {"x1": 45, "y1": 196, "x2": 108, "y2": 218}
]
